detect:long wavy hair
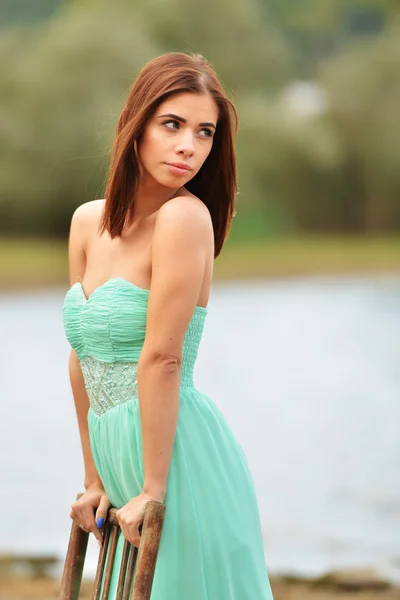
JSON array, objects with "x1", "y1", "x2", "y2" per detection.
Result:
[{"x1": 99, "y1": 52, "x2": 238, "y2": 258}]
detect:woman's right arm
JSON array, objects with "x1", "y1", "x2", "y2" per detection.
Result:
[{"x1": 67, "y1": 204, "x2": 110, "y2": 545}]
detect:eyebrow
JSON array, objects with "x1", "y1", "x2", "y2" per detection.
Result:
[{"x1": 157, "y1": 113, "x2": 216, "y2": 130}]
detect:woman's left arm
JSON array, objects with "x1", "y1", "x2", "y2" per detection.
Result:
[{"x1": 116, "y1": 197, "x2": 213, "y2": 545}]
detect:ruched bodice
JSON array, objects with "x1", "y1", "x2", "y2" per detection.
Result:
[{"x1": 63, "y1": 277, "x2": 207, "y2": 386}]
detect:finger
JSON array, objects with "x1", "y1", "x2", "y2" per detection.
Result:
[
  {"x1": 70, "y1": 500, "x2": 100, "y2": 544},
  {"x1": 71, "y1": 499, "x2": 89, "y2": 527},
  {"x1": 95, "y1": 496, "x2": 110, "y2": 531},
  {"x1": 131, "y1": 536, "x2": 141, "y2": 548},
  {"x1": 120, "y1": 524, "x2": 140, "y2": 548},
  {"x1": 74, "y1": 501, "x2": 96, "y2": 533},
  {"x1": 125, "y1": 520, "x2": 142, "y2": 548},
  {"x1": 116, "y1": 512, "x2": 135, "y2": 547},
  {"x1": 130, "y1": 526, "x2": 141, "y2": 548},
  {"x1": 82, "y1": 509, "x2": 98, "y2": 536},
  {"x1": 70, "y1": 504, "x2": 85, "y2": 526},
  {"x1": 70, "y1": 501, "x2": 80, "y2": 520}
]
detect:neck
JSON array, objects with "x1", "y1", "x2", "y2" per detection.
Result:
[{"x1": 134, "y1": 177, "x2": 182, "y2": 220}]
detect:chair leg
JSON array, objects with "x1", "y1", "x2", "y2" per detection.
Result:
[
  {"x1": 122, "y1": 543, "x2": 137, "y2": 600},
  {"x1": 100, "y1": 525, "x2": 120, "y2": 600},
  {"x1": 91, "y1": 523, "x2": 111, "y2": 600},
  {"x1": 130, "y1": 501, "x2": 166, "y2": 600},
  {"x1": 59, "y1": 520, "x2": 89, "y2": 600},
  {"x1": 107, "y1": 501, "x2": 165, "y2": 600},
  {"x1": 115, "y1": 539, "x2": 132, "y2": 600},
  {"x1": 60, "y1": 496, "x2": 165, "y2": 600}
]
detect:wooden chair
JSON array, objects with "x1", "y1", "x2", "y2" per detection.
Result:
[{"x1": 59, "y1": 494, "x2": 166, "y2": 600}]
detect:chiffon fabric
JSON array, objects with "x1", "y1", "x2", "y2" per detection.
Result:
[{"x1": 63, "y1": 277, "x2": 273, "y2": 599}]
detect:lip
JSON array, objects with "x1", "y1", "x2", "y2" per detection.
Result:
[{"x1": 165, "y1": 162, "x2": 193, "y2": 174}]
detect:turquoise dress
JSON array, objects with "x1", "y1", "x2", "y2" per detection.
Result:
[{"x1": 63, "y1": 277, "x2": 273, "y2": 599}]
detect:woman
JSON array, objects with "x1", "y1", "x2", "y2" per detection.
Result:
[{"x1": 63, "y1": 52, "x2": 273, "y2": 599}]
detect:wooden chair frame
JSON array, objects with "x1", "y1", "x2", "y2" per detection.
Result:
[{"x1": 59, "y1": 494, "x2": 166, "y2": 600}]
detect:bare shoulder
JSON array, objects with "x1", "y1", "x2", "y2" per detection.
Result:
[
  {"x1": 69, "y1": 200, "x2": 106, "y2": 255},
  {"x1": 68, "y1": 200, "x2": 103, "y2": 284},
  {"x1": 155, "y1": 195, "x2": 213, "y2": 237},
  {"x1": 70, "y1": 199, "x2": 105, "y2": 229},
  {"x1": 148, "y1": 196, "x2": 213, "y2": 320},
  {"x1": 68, "y1": 200, "x2": 106, "y2": 278}
]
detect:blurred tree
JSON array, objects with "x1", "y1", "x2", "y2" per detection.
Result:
[
  {"x1": 128, "y1": 0, "x2": 290, "y2": 92},
  {"x1": 0, "y1": 2, "x2": 158, "y2": 234},
  {"x1": 0, "y1": 0, "x2": 290, "y2": 236},
  {"x1": 239, "y1": 15, "x2": 400, "y2": 235},
  {"x1": 0, "y1": 0, "x2": 399, "y2": 239},
  {"x1": 0, "y1": 0, "x2": 64, "y2": 27},
  {"x1": 321, "y1": 22, "x2": 400, "y2": 232},
  {"x1": 262, "y1": 0, "x2": 392, "y2": 76},
  {"x1": 236, "y1": 94, "x2": 346, "y2": 234}
]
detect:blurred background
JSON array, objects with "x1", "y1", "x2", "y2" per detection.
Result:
[{"x1": 1, "y1": 0, "x2": 399, "y2": 599}]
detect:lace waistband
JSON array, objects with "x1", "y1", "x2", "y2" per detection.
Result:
[
  {"x1": 80, "y1": 355, "x2": 194, "y2": 417},
  {"x1": 80, "y1": 356, "x2": 139, "y2": 417}
]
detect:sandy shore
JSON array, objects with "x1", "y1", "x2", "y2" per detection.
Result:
[{"x1": 0, "y1": 575, "x2": 398, "y2": 600}]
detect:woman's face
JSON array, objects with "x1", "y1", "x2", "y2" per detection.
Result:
[{"x1": 138, "y1": 92, "x2": 218, "y2": 190}]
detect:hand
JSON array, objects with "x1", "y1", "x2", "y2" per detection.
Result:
[
  {"x1": 70, "y1": 485, "x2": 111, "y2": 546},
  {"x1": 116, "y1": 491, "x2": 159, "y2": 548}
]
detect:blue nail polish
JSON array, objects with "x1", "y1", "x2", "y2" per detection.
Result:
[{"x1": 96, "y1": 517, "x2": 105, "y2": 528}]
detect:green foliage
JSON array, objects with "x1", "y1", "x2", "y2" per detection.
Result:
[
  {"x1": 0, "y1": 3, "x2": 158, "y2": 234},
  {"x1": 321, "y1": 24, "x2": 400, "y2": 231},
  {"x1": 0, "y1": 0, "x2": 399, "y2": 240},
  {"x1": 0, "y1": 0, "x2": 63, "y2": 27}
]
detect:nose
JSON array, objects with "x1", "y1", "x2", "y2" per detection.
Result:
[{"x1": 175, "y1": 128, "x2": 195, "y2": 157}]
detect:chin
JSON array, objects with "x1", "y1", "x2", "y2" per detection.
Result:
[
  {"x1": 157, "y1": 173, "x2": 190, "y2": 188},
  {"x1": 141, "y1": 170, "x2": 174, "y2": 189},
  {"x1": 159, "y1": 176, "x2": 182, "y2": 189}
]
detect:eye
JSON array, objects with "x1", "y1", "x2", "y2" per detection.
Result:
[
  {"x1": 199, "y1": 128, "x2": 214, "y2": 138},
  {"x1": 162, "y1": 119, "x2": 180, "y2": 130}
]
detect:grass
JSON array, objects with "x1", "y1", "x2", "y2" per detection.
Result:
[
  {"x1": 0, "y1": 239, "x2": 68, "y2": 289},
  {"x1": 0, "y1": 235, "x2": 399, "y2": 291},
  {"x1": 214, "y1": 234, "x2": 400, "y2": 281}
]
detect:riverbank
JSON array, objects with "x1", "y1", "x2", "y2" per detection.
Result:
[
  {"x1": 0, "y1": 573, "x2": 398, "y2": 600},
  {"x1": 0, "y1": 235, "x2": 399, "y2": 291}
]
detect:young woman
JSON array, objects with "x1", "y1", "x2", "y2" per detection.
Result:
[{"x1": 63, "y1": 52, "x2": 273, "y2": 599}]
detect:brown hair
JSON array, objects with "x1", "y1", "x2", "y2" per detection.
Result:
[{"x1": 99, "y1": 52, "x2": 238, "y2": 257}]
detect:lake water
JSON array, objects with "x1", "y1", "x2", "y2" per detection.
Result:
[{"x1": 1, "y1": 276, "x2": 399, "y2": 581}]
